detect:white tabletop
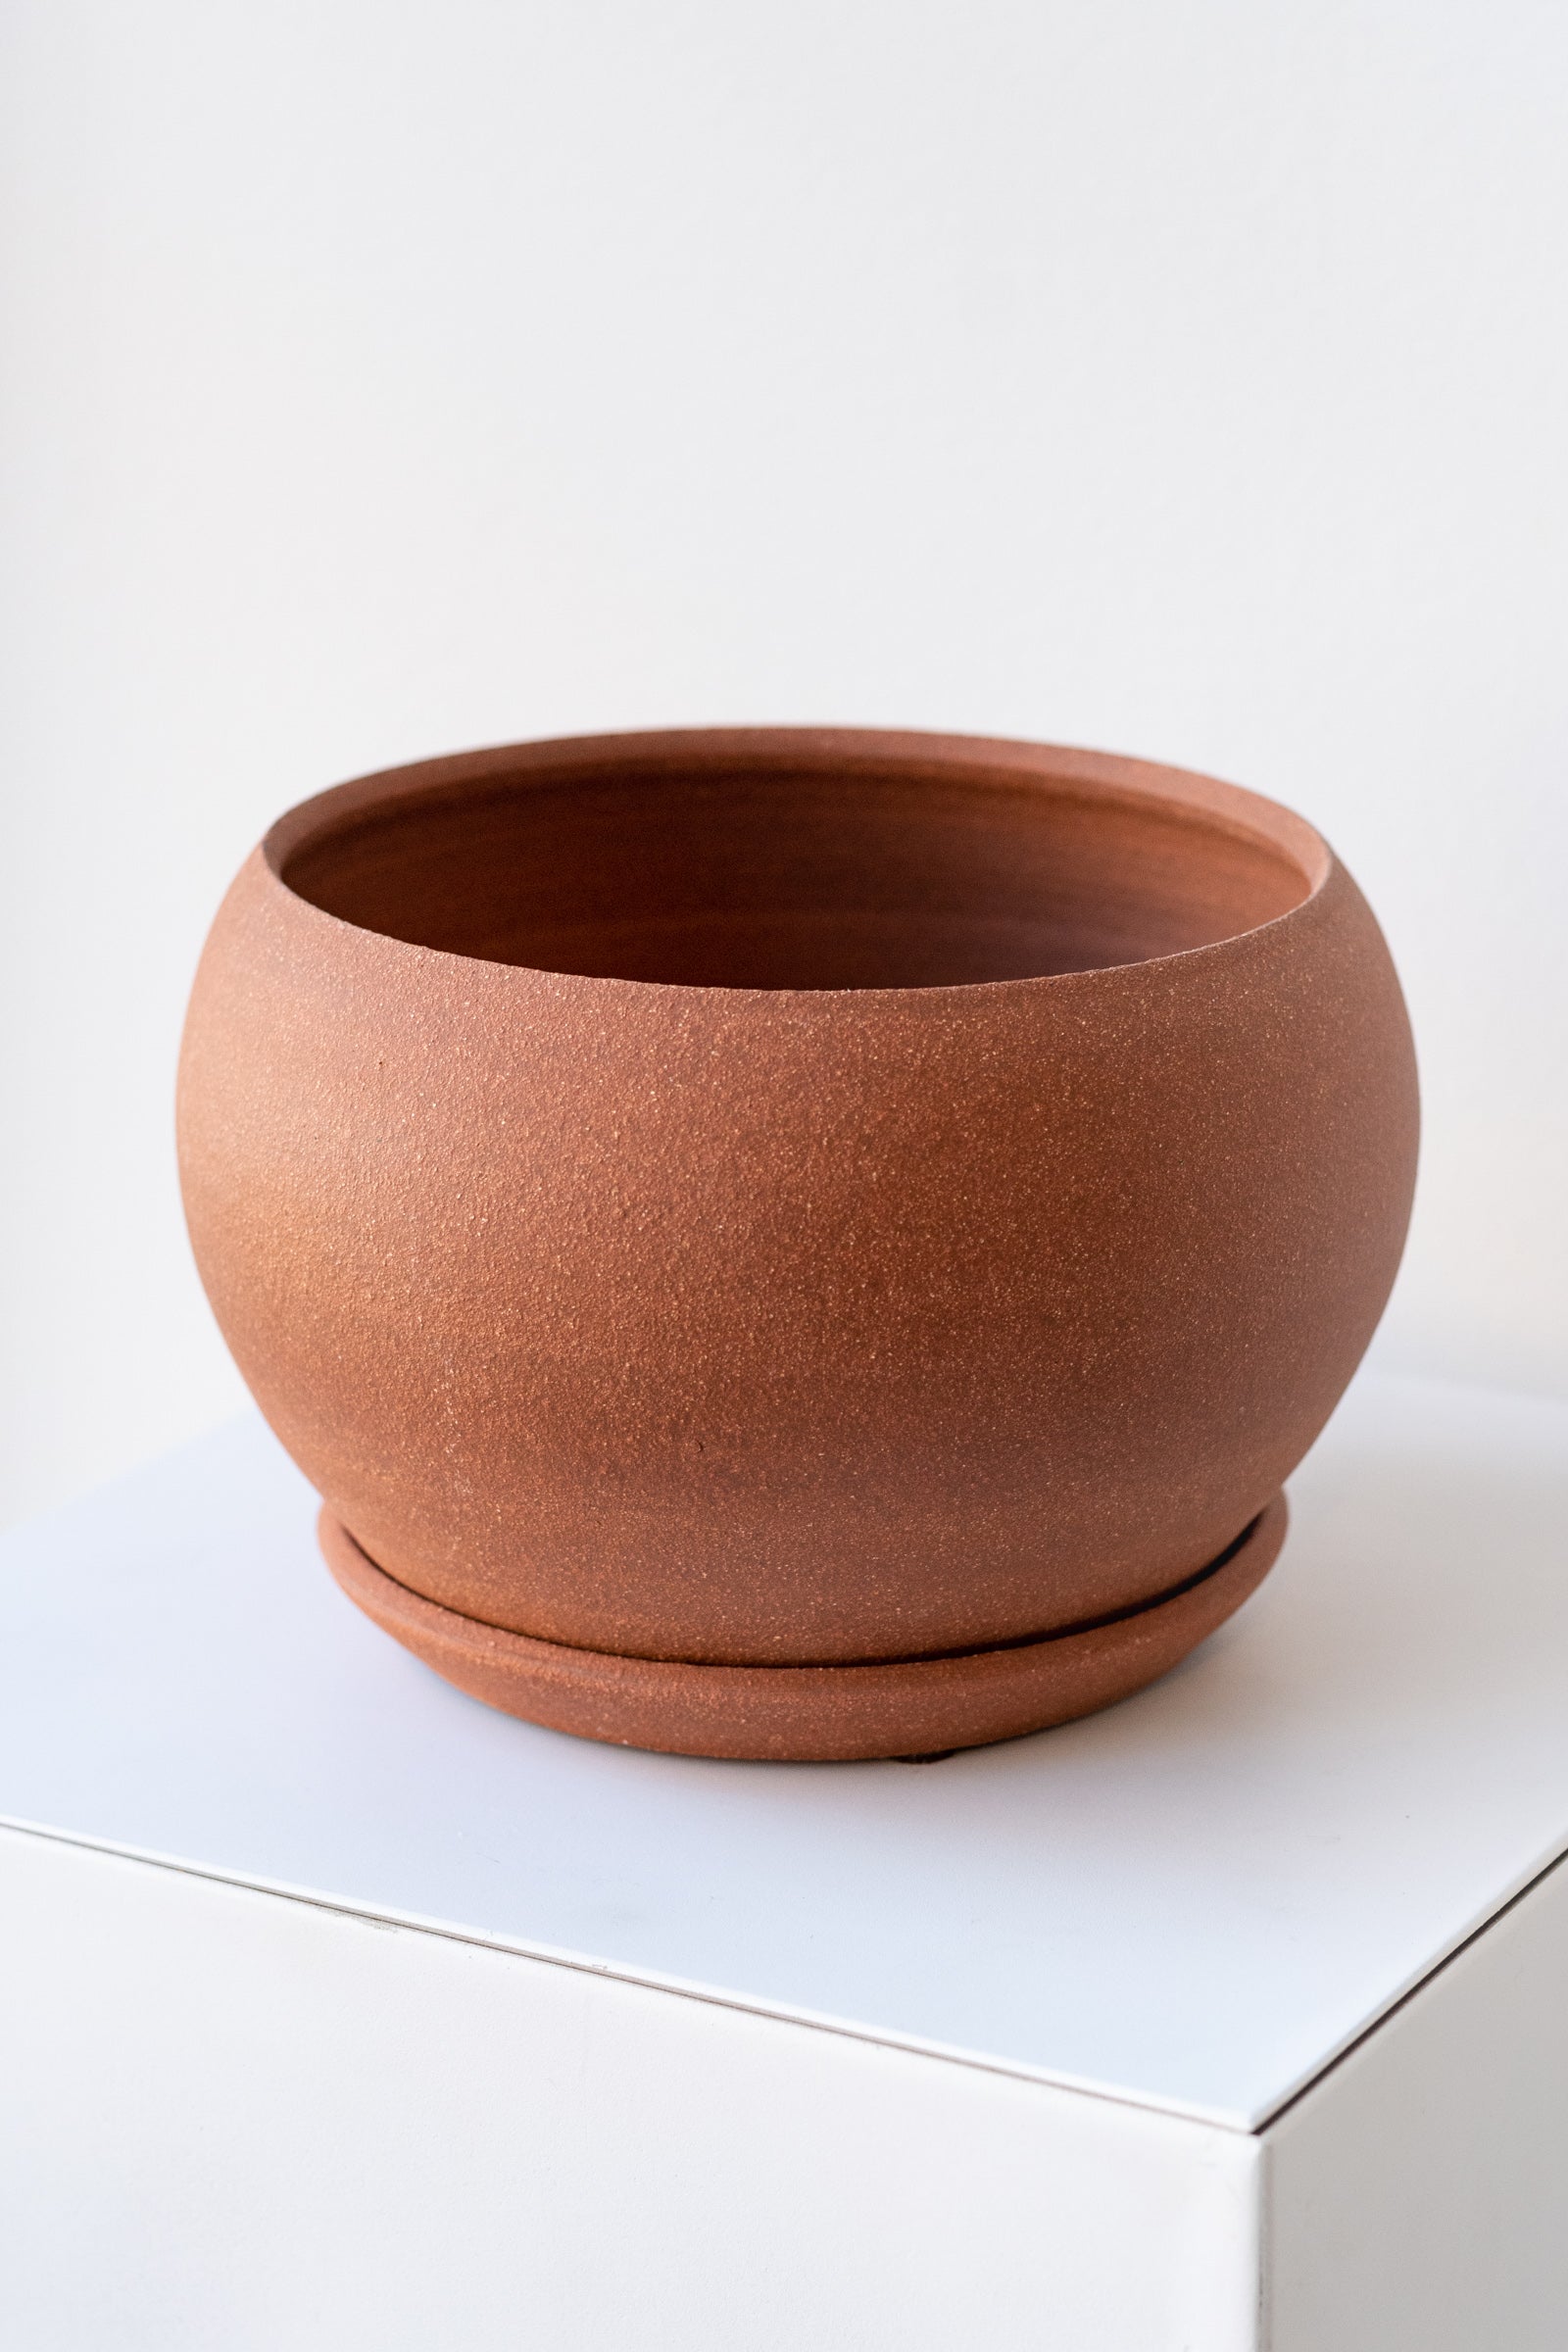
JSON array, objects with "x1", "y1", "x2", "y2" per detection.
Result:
[{"x1": 2, "y1": 1367, "x2": 1564, "y2": 2130}]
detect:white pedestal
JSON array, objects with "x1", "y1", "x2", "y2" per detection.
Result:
[{"x1": 2, "y1": 1370, "x2": 1566, "y2": 2350}]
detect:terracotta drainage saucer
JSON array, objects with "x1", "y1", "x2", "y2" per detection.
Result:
[{"x1": 319, "y1": 1494, "x2": 1286, "y2": 1763}]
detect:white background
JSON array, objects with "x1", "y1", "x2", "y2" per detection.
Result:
[{"x1": 2, "y1": 0, "x2": 1564, "y2": 1526}]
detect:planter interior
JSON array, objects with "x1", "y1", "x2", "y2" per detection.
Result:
[{"x1": 280, "y1": 755, "x2": 1314, "y2": 989}]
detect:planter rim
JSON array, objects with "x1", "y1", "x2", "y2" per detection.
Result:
[{"x1": 258, "y1": 725, "x2": 1335, "y2": 1004}]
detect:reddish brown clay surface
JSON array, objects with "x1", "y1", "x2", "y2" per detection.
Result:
[
  {"x1": 177, "y1": 728, "x2": 1419, "y2": 1759},
  {"x1": 319, "y1": 1494, "x2": 1287, "y2": 1762}
]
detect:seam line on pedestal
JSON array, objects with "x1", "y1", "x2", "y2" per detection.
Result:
[{"x1": 0, "y1": 1811, "x2": 1251, "y2": 2134}]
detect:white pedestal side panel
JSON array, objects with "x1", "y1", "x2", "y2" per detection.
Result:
[
  {"x1": 1266, "y1": 1852, "x2": 1568, "y2": 2352},
  {"x1": 0, "y1": 1829, "x2": 1259, "y2": 2352}
]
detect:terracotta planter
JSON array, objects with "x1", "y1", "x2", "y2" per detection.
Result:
[{"x1": 177, "y1": 728, "x2": 1418, "y2": 1760}]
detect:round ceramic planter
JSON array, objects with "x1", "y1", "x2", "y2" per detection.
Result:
[{"x1": 177, "y1": 728, "x2": 1418, "y2": 1761}]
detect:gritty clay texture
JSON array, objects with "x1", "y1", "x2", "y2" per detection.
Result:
[{"x1": 176, "y1": 728, "x2": 1419, "y2": 1759}]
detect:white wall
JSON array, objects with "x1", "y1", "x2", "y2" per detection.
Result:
[{"x1": 2, "y1": 0, "x2": 1564, "y2": 1526}]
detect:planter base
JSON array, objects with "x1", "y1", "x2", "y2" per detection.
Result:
[{"x1": 319, "y1": 1496, "x2": 1287, "y2": 1762}]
